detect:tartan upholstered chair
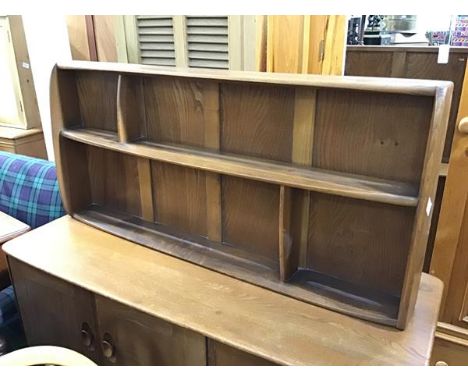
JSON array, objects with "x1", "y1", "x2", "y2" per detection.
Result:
[{"x1": 0, "y1": 151, "x2": 65, "y2": 353}]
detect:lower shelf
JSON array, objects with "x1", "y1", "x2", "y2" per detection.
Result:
[{"x1": 74, "y1": 206, "x2": 400, "y2": 327}]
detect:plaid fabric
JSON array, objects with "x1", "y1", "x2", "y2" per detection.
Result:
[
  {"x1": 0, "y1": 152, "x2": 64, "y2": 332},
  {"x1": 0, "y1": 286, "x2": 17, "y2": 326},
  {"x1": 0, "y1": 151, "x2": 65, "y2": 228}
]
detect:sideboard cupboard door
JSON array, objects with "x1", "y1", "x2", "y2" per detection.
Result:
[
  {"x1": 8, "y1": 257, "x2": 101, "y2": 363},
  {"x1": 94, "y1": 295, "x2": 206, "y2": 365},
  {"x1": 207, "y1": 339, "x2": 276, "y2": 366}
]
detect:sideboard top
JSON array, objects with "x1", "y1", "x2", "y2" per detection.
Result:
[
  {"x1": 55, "y1": 60, "x2": 453, "y2": 96},
  {"x1": 3, "y1": 216, "x2": 443, "y2": 365}
]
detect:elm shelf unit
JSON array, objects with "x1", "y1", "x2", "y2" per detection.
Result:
[{"x1": 51, "y1": 61, "x2": 452, "y2": 329}]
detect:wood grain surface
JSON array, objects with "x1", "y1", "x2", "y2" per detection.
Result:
[
  {"x1": 222, "y1": 176, "x2": 279, "y2": 269},
  {"x1": 314, "y1": 89, "x2": 433, "y2": 185},
  {"x1": 75, "y1": 71, "x2": 118, "y2": 132},
  {"x1": 220, "y1": 82, "x2": 294, "y2": 162},
  {"x1": 117, "y1": 75, "x2": 146, "y2": 142},
  {"x1": 50, "y1": 62, "x2": 452, "y2": 328},
  {"x1": 8, "y1": 257, "x2": 102, "y2": 364},
  {"x1": 306, "y1": 193, "x2": 414, "y2": 297},
  {"x1": 88, "y1": 146, "x2": 141, "y2": 217},
  {"x1": 143, "y1": 76, "x2": 214, "y2": 148},
  {"x1": 3, "y1": 216, "x2": 443, "y2": 365},
  {"x1": 345, "y1": 46, "x2": 467, "y2": 162},
  {"x1": 152, "y1": 161, "x2": 207, "y2": 238},
  {"x1": 56, "y1": 60, "x2": 449, "y2": 96},
  {"x1": 430, "y1": 62, "x2": 468, "y2": 317},
  {"x1": 61, "y1": 130, "x2": 419, "y2": 207},
  {"x1": 95, "y1": 295, "x2": 206, "y2": 365}
]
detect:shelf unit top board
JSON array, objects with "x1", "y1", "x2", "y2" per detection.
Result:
[
  {"x1": 50, "y1": 61, "x2": 452, "y2": 329},
  {"x1": 56, "y1": 60, "x2": 451, "y2": 96}
]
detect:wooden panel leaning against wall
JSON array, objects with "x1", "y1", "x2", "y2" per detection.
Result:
[
  {"x1": 65, "y1": 16, "x2": 94, "y2": 61},
  {"x1": 0, "y1": 15, "x2": 46, "y2": 159},
  {"x1": 430, "y1": 60, "x2": 468, "y2": 366},
  {"x1": 266, "y1": 15, "x2": 347, "y2": 75},
  {"x1": 66, "y1": 15, "x2": 126, "y2": 63}
]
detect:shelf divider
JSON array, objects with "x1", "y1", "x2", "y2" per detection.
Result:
[
  {"x1": 117, "y1": 74, "x2": 146, "y2": 143},
  {"x1": 279, "y1": 88, "x2": 317, "y2": 281},
  {"x1": 117, "y1": 74, "x2": 155, "y2": 222},
  {"x1": 204, "y1": 82, "x2": 222, "y2": 243},
  {"x1": 279, "y1": 186, "x2": 293, "y2": 281},
  {"x1": 61, "y1": 128, "x2": 419, "y2": 208},
  {"x1": 292, "y1": 88, "x2": 317, "y2": 278},
  {"x1": 137, "y1": 157, "x2": 154, "y2": 222}
]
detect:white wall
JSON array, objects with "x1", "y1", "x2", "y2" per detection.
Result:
[
  {"x1": 22, "y1": 15, "x2": 72, "y2": 161},
  {"x1": 416, "y1": 15, "x2": 454, "y2": 33}
]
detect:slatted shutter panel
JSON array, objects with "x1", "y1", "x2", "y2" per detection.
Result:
[
  {"x1": 186, "y1": 16, "x2": 229, "y2": 69},
  {"x1": 136, "y1": 16, "x2": 176, "y2": 66}
]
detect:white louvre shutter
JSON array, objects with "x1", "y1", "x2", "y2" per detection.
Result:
[
  {"x1": 186, "y1": 16, "x2": 229, "y2": 69},
  {"x1": 136, "y1": 16, "x2": 176, "y2": 66}
]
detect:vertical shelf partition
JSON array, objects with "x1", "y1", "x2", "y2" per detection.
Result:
[{"x1": 51, "y1": 62, "x2": 453, "y2": 329}]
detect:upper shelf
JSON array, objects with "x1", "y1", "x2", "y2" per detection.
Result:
[{"x1": 62, "y1": 128, "x2": 419, "y2": 207}]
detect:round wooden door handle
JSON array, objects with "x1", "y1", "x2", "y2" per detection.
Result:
[
  {"x1": 102, "y1": 339, "x2": 115, "y2": 359},
  {"x1": 80, "y1": 329, "x2": 93, "y2": 347},
  {"x1": 80, "y1": 322, "x2": 94, "y2": 348},
  {"x1": 458, "y1": 117, "x2": 468, "y2": 134}
]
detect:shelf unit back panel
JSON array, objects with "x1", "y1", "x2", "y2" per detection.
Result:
[
  {"x1": 314, "y1": 89, "x2": 433, "y2": 185},
  {"x1": 222, "y1": 176, "x2": 280, "y2": 268},
  {"x1": 152, "y1": 161, "x2": 208, "y2": 238},
  {"x1": 51, "y1": 62, "x2": 452, "y2": 329},
  {"x1": 88, "y1": 147, "x2": 141, "y2": 216},
  {"x1": 305, "y1": 193, "x2": 414, "y2": 297},
  {"x1": 134, "y1": 74, "x2": 432, "y2": 184},
  {"x1": 76, "y1": 71, "x2": 118, "y2": 132}
]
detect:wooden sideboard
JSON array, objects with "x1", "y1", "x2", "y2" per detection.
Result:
[{"x1": 3, "y1": 216, "x2": 443, "y2": 365}]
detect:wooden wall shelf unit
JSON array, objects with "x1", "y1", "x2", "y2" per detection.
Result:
[{"x1": 51, "y1": 61, "x2": 452, "y2": 329}]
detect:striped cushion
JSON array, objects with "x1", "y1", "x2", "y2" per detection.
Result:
[{"x1": 0, "y1": 152, "x2": 65, "y2": 228}]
